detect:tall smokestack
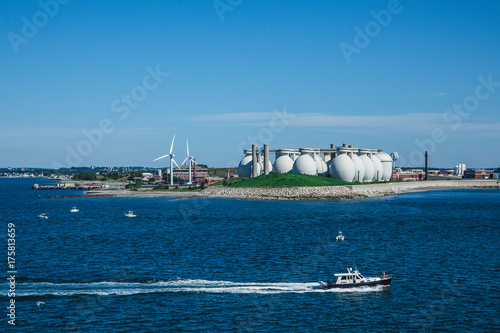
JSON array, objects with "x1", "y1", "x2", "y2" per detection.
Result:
[
  {"x1": 252, "y1": 144, "x2": 258, "y2": 178},
  {"x1": 425, "y1": 151, "x2": 428, "y2": 181},
  {"x1": 264, "y1": 144, "x2": 270, "y2": 175}
]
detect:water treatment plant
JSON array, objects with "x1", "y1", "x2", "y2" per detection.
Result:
[{"x1": 238, "y1": 143, "x2": 396, "y2": 183}]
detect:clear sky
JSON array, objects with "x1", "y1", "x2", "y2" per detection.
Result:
[{"x1": 1, "y1": 0, "x2": 499, "y2": 169}]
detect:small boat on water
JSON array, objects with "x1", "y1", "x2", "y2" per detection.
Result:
[
  {"x1": 38, "y1": 213, "x2": 48, "y2": 219},
  {"x1": 124, "y1": 210, "x2": 136, "y2": 218},
  {"x1": 336, "y1": 230, "x2": 345, "y2": 241},
  {"x1": 70, "y1": 206, "x2": 79, "y2": 213},
  {"x1": 319, "y1": 267, "x2": 393, "y2": 289}
]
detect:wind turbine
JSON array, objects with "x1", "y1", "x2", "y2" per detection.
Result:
[
  {"x1": 180, "y1": 139, "x2": 194, "y2": 185},
  {"x1": 153, "y1": 134, "x2": 179, "y2": 186}
]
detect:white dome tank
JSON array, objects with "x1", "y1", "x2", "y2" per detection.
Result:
[
  {"x1": 313, "y1": 149, "x2": 328, "y2": 176},
  {"x1": 320, "y1": 157, "x2": 328, "y2": 176},
  {"x1": 238, "y1": 150, "x2": 253, "y2": 178},
  {"x1": 273, "y1": 149, "x2": 294, "y2": 174},
  {"x1": 292, "y1": 148, "x2": 317, "y2": 175},
  {"x1": 326, "y1": 150, "x2": 336, "y2": 176},
  {"x1": 370, "y1": 149, "x2": 384, "y2": 182},
  {"x1": 358, "y1": 149, "x2": 374, "y2": 183},
  {"x1": 350, "y1": 148, "x2": 365, "y2": 183},
  {"x1": 376, "y1": 150, "x2": 393, "y2": 181},
  {"x1": 330, "y1": 148, "x2": 355, "y2": 182}
]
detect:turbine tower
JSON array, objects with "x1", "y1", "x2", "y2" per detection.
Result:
[
  {"x1": 153, "y1": 134, "x2": 179, "y2": 186},
  {"x1": 180, "y1": 139, "x2": 194, "y2": 185}
]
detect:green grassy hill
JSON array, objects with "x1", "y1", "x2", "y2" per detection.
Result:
[{"x1": 214, "y1": 173, "x2": 357, "y2": 187}]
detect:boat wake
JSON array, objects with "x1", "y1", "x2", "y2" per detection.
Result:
[{"x1": 15, "y1": 279, "x2": 385, "y2": 297}]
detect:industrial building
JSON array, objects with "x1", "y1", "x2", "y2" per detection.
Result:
[
  {"x1": 464, "y1": 169, "x2": 494, "y2": 179},
  {"x1": 454, "y1": 163, "x2": 467, "y2": 176},
  {"x1": 172, "y1": 165, "x2": 209, "y2": 183},
  {"x1": 238, "y1": 143, "x2": 396, "y2": 183},
  {"x1": 391, "y1": 168, "x2": 424, "y2": 181}
]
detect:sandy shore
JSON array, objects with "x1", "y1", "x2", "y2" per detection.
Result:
[{"x1": 54, "y1": 179, "x2": 498, "y2": 201}]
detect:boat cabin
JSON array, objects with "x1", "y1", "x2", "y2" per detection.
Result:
[{"x1": 333, "y1": 268, "x2": 365, "y2": 284}]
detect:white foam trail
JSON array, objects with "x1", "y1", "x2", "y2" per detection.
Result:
[{"x1": 16, "y1": 279, "x2": 385, "y2": 297}]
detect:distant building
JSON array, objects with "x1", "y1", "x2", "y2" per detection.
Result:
[
  {"x1": 391, "y1": 168, "x2": 424, "y2": 181},
  {"x1": 463, "y1": 169, "x2": 493, "y2": 179},
  {"x1": 142, "y1": 172, "x2": 154, "y2": 182},
  {"x1": 428, "y1": 170, "x2": 439, "y2": 176},
  {"x1": 454, "y1": 163, "x2": 466, "y2": 176},
  {"x1": 173, "y1": 165, "x2": 209, "y2": 183},
  {"x1": 206, "y1": 176, "x2": 223, "y2": 184}
]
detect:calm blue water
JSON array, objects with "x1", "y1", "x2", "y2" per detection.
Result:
[{"x1": 1, "y1": 178, "x2": 499, "y2": 332}]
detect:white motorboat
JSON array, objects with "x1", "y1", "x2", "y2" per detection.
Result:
[
  {"x1": 336, "y1": 230, "x2": 345, "y2": 241},
  {"x1": 70, "y1": 206, "x2": 79, "y2": 213},
  {"x1": 38, "y1": 213, "x2": 48, "y2": 219},
  {"x1": 319, "y1": 267, "x2": 393, "y2": 289},
  {"x1": 124, "y1": 210, "x2": 136, "y2": 218}
]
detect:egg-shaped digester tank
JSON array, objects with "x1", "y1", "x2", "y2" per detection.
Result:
[
  {"x1": 376, "y1": 150, "x2": 393, "y2": 181},
  {"x1": 313, "y1": 149, "x2": 328, "y2": 176},
  {"x1": 292, "y1": 149, "x2": 317, "y2": 175},
  {"x1": 350, "y1": 148, "x2": 365, "y2": 183},
  {"x1": 237, "y1": 150, "x2": 253, "y2": 178},
  {"x1": 330, "y1": 148, "x2": 355, "y2": 182},
  {"x1": 370, "y1": 149, "x2": 384, "y2": 182},
  {"x1": 358, "y1": 149, "x2": 374, "y2": 183},
  {"x1": 273, "y1": 149, "x2": 294, "y2": 174}
]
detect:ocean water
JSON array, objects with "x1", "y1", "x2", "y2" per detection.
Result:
[{"x1": 1, "y1": 178, "x2": 499, "y2": 332}]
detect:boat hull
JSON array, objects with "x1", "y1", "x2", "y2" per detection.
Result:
[{"x1": 323, "y1": 277, "x2": 392, "y2": 289}]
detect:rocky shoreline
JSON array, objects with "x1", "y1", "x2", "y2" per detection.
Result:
[
  {"x1": 198, "y1": 179, "x2": 499, "y2": 200},
  {"x1": 198, "y1": 186, "x2": 365, "y2": 200},
  {"x1": 48, "y1": 180, "x2": 499, "y2": 200}
]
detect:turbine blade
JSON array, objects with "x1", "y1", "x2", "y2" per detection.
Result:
[
  {"x1": 172, "y1": 158, "x2": 180, "y2": 169},
  {"x1": 186, "y1": 139, "x2": 189, "y2": 157},
  {"x1": 180, "y1": 157, "x2": 188, "y2": 166},
  {"x1": 153, "y1": 154, "x2": 169, "y2": 162},
  {"x1": 170, "y1": 134, "x2": 176, "y2": 154}
]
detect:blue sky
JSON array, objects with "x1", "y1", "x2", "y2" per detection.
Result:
[{"x1": 1, "y1": 0, "x2": 499, "y2": 169}]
